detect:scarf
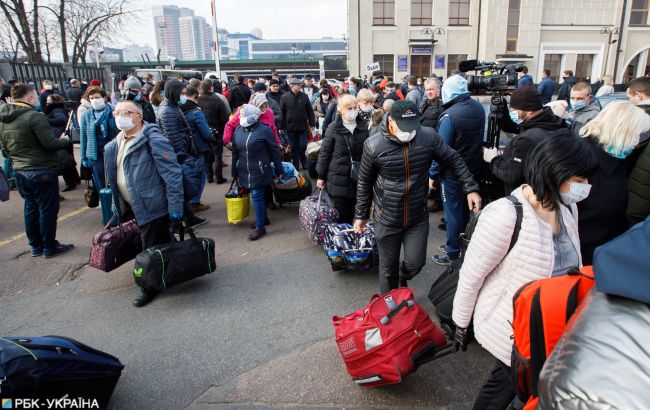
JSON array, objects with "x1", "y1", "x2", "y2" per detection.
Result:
[{"x1": 92, "y1": 106, "x2": 110, "y2": 140}]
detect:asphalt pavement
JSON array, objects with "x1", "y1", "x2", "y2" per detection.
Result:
[{"x1": 0, "y1": 150, "x2": 493, "y2": 409}]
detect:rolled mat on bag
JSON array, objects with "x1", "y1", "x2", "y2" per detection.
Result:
[{"x1": 226, "y1": 195, "x2": 250, "y2": 224}]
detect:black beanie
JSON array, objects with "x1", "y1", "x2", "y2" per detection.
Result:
[
  {"x1": 254, "y1": 82, "x2": 267, "y2": 92},
  {"x1": 510, "y1": 85, "x2": 543, "y2": 111},
  {"x1": 269, "y1": 78, "x2": 280, "y2": 86}
]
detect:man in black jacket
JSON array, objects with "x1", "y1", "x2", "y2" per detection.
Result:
[
  {"x1": 228, "y1": 74, "x2": 252, "y2": 112},
  {"x1": 198, "y1": 79, "x2": 229, "y2": 184},
  {"x1": 280, "y1": 77, "x2": 316, "y2": 170},
  {"x1": 486, "y1": 86, "x2": 567, "y2": 195},
  {"x1": 65, "y1": 79, "x2": 84, "y2": 103},
  {"x1": 419, "y1": 77, "x2": 444, "y2": 129},
  {"x1": 430, "y1": 75, "x2": 485, "y2": 266},
  {"x1": 557, "y1": 70, "x2": 577, "y2": 104},
  {"x1": 122, "y1": 76, "x2": 156, "y2": 124},
  {"x1": 354, "y1": 100, "x2": 482, "y2": 293},
  {"x1": 266, "y1": 79, "x2": 284, "y2": 131}
]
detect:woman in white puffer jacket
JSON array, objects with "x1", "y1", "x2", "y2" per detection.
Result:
[{"x1": 452, "y1": 133, "x2": 598, "y2": 409}]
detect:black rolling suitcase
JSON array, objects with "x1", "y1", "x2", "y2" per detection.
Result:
[
  {"x1": 272, "y1": 170, "x2": 312, "y2": 205},
  {"x1": 0, "y1": 336, "x2": 124, "y2": 409}
]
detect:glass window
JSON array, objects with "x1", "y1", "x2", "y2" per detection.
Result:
[
  {"x1": 575, "y1": 54, "x2": 594, "y2": 82},
  {"x1": 624, "y1": 54, "x2": 641, "y2": 83},
  {"x1": 373, "y1": 54, "x2": 395, "y2": 78},
  {"x1": 506, "y1": 0, "x2": 520, "y2": 52},
  {"x1": 411, "y1": 0, "x2": 433, "y2": 26},
  {"x1": 449, "y1": 0, "x2": 470, "y2": 25},
  {"x1": 447, "y1": 54, "x2": 468, "y2": 77},
  {"x1": 544, "y1": 54, "x2": 563, "y2": 82},
  {"x1": 373, "y1": 0, "x2": 395, "y2": 25},
  {"x1": 630, "y1": 0, "x2": 648, "y2": 25}
]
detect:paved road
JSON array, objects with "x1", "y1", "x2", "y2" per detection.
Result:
[{"x1": 0, "y1": 150, "x2": 493, "y2": 409}]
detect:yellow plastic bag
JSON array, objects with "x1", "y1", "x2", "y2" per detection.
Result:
[{"x1": 226, "y1": 196, "x2": 250, "y2": 224}]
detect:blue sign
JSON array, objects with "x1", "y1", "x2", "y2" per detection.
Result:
[
  {"x1": 398, "y1": 55, "x2": 408, "y2": 70},
  {"x1": 435, "y1": 55, "x2": 445, "y2": 69},
  {"x1": 411, "y1": 47, "x2": 432, "y2": 54}
]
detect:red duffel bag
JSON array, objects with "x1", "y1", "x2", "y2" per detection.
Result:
[
  {"x1": 89, "y1": 216, "x2": 142, "y2": 272},
  {"x1": 332, "y1": 288, "x2": 451, "y2": 387}
]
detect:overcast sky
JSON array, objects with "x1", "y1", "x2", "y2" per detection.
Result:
[{"x1": 119, "y1": 0, "x2": 348, "y2": 48}]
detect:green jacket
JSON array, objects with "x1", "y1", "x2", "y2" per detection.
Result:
[
  {"x1": 627, "y1": 101, "x2": 650, "y2": 224},
  {"x1": 0, "y1": 103, "x2": 69, "y2": 171}
]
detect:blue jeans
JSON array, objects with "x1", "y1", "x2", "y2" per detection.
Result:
[
  {"x1": 250, "y1": 187, "x2": 267, "y2": 229},
  {"x1": 88, "y1": 158, "x2": 105, "y2": 190},
  {"x1": 441, "y1": 177, "x2": 469, "y2": 259},
  {"x1": 190, "y1": 155, "x2": 207, "y2": 205},
  {"x1": 286, "y1": 130, "x2": 309, "y2": 170},
  {"x1": 15, "y1": 169, "x2": 60, "y2": 252}
]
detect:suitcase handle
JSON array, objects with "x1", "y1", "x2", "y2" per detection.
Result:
[{"x1": 380, "y1": 300, "x2": 415, "y2": 325}]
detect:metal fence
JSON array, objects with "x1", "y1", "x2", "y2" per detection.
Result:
[
  {"x1": 72, "y1": 65, "x2": 104, "y2": 84},
  {"x1": 10, "y1": 62, "x2": 67, "y2": 89}
]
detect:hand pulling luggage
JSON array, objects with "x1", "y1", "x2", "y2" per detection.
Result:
[
  {"x1": 323, "y1": 223, "x2": 378, "y2": 271},
  {"x1": 133, "y1": 218, "x2": 216, "y2": 291},
  {"x1": 298, "y1": 188, "x2": 339, "y2": 245},
  {"x1": 89, "y1": 215, "x2": 142, "y2": 272},
  {"x1": 99, "y1": 185, "x2": 117, "y2": 227},
  {"x1": 225, "y1": 179, "x2": 250, "y2": 224},
  {"x1": 0, "y1": 335, "x2": 124, "y2": 408},
  {"x1": 272, "y1": 170, "x2": 312, "y2": 205},
  {"x1": 332, "y1": 288, "x2": 451, "y2": 387}
]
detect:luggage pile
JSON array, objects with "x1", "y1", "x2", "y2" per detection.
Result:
[{"x1": 271, "y1": 162, "x2": 312, "y2": 205}]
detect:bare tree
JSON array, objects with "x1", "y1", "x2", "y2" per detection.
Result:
[
  {"x1": 40, "y1": 0, "x2": 68, "y2": 62},
  {"x1": 39, "y1": 15, "x2": 60, "y2": 63},
  {"x1": 0, "y1": 13, "x2": 22, "y2": 61},
  {"x1": 0, "y1": 0, "x2": 43, "y2": 62}
]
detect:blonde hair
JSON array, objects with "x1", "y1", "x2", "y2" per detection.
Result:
[
  {"x1": 601, "y1": 75, "x2": 614, "y2": 86},
  {"x1": 579, "y1": 101, "x2": 650, "y2": 156},
  {"x1": 337, "y1": 94, "x2": 357, "y2": 111},
  {"x1": 356, "y1": 88, "x2": 376, "y2": 103}
]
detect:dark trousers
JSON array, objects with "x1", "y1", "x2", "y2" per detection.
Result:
[
  {"x1": 15, "y1": 169, "x2": 60, "y2": 251},
  {"x1": 139, "y1": 215, "x2": 171, "y2": 250},
  {"x1": 88, "y1": 158, "x2": 106, "y2": 190},
  {"x1": 374, "y1": 219, "x2": 429, "y2": 294},
  {"x1": 331, "y1": 195, "x2": 355, "y2": 225},
  {"x1": 287, "y1": 130, "x2": 309, "y2": 170},
  {"x1": 204, "y1": 139, "x2": 224, "y2": 181},
  {"x1": 473, "y1": 360, "x2": 516, "y2": 410},
  {"x1": 441, "y1": 177, "x2": 469, "y2": 259}
]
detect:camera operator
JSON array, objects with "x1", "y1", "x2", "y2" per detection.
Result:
[{"x1": 485, "y1": 86, "x2": 567, "y2": 195}]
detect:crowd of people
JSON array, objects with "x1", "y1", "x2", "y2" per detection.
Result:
[{"x1": 1, "y1": 67, "x2": 650, "y2": 407}]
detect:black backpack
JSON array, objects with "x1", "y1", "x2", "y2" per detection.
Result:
[{"x1": 428, "y1": 195, "x2": 523, "y2": 336}]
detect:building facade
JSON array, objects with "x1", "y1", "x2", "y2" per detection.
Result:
[
  {"x1": 153, "y1": 5, "x2": 213, "y2": 61},
  {"x1": 348, "y1": 0, "x2": 650, "y2": 83},
  {"x1": 179, "y1": 15, "x2": 214, "y2": 61}
]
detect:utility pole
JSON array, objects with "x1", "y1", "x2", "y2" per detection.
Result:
[
  {"x1": 600, "y1": 27, "x2": 619, "y2": 77},
  {"x1": 210, "y1": 0, "x2": 222, "y2": 75}
]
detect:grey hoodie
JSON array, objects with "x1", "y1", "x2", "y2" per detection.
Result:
[{"x1": 565, "y1": 99, "x2": 601, "y2": 137}]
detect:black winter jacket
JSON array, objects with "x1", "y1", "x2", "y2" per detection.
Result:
[
  {"x1": 137, "y1": 100, "x2": 156, "y2": 124},
  {"x1": 578, "y1": 137, "x2": 629, "y2": 265},
  {"x1": 492, "y1": 107, "x2": 567, "y2": 194},
  {"x1": 197, "y1": 93, "x2": 229, "y2": 136},
  {"x1": 558, "y1": 76, "x2": 577, "y2": 104},
  {"x1": 355, "y1": 117, "x2": 480, "y2": 228},
  {"x1": 66, "y1": 87, "x2": 84, "y2": 103},
  {"x1": 45, "y1": 105, "x2": 69, "y2": 138},
  {"x1": 279, "y1": 91, "x2": 316, "y2": 132},
  {"x1": 266, "y1": 91, "x2": 283, "y2": 129},
  {"x1": 156, "y1": 80, "x2": 191, "y2": 163},
  {"x1": 419, "y1": 97, "x2": 444, "y2": 129},
  {"x1": 229, "y1": 82, "x2": 252, "y2": 111},
  {"x1": 231, "y1": 121, "x2": 282, "y2": 189},
  {"x1": 316, "y1": 116, "x2": 370, "y2": 199}
]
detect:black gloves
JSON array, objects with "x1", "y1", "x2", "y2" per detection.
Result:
[{"x1": 453, "y1": 326, "x2": 469, "y2": 352}]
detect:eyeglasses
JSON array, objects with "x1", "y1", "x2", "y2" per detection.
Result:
[{"x1": 113, "y1": 111, "x2": 139, "y2": 117}]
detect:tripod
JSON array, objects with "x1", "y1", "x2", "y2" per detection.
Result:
[{"x1": 479, "y1": 93, "x2": 508, "y2": 204}]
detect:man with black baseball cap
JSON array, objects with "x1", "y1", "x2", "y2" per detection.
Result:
[
  {"x1": 487, "y1": 85, "x2": 568, "y2": 194},
  {"x1": 354, "y1": 100, "x2": 482, "y2": 293}
]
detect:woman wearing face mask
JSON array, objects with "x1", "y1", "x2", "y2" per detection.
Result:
[
  {"x1": 316, "y1": 95, "x2": 370, "y2": 224},
  {"x1": 356, "y1": 88, "x2": 377, "y2": 122},
  {"x1": 231, "y1": 104, "x2": 283, "y2": 241},
  {"x1": 80, "y1": 87, "x2": 117, "y2": 190},
  {"x1": 452, "y1": 133, "x2": 598, "y2": 409},
  {"x1": 313, "y1": 86, "x2": 333, "y2": 122},
  {"x1": 576, "y1": 101, "x2": 650, "y2": 265},
  {"x1": 223, "y1": 92, "x2": 281, "y2": 148}
]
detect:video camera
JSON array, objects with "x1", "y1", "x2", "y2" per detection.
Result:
[{"x1": 459, "y1": 60, "x2": 524, "y2": 93}]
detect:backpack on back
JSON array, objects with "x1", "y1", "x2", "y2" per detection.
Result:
[{"x1": 511, "y1": 266, "x2": 595, "y2": 405}]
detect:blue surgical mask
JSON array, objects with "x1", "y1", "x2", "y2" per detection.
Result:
[
  {"x1": 606, "y1": 145, "x2": 634, "y2": 159},
  {"x1": 561, "y1": 182, "x2": 592, "y2": 205},
  {"x1": 570, "y1": 100, "x2": 586, "y2": 111},
  {"x1": 509, "y1": 110, "x2": 522, "y2": 125},
  {"x1": 178, "y1": 96, "x2": 188, "y2": 105},
  {"x1": 349, "y1": 87, "x2": 357, "y2": 95},
  {"x1": 33, "y1": 101, "x2": 42, "y2": 111}
]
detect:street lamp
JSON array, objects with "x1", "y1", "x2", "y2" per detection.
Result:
[
  {"x1": 421, "y1": 27, "x2": 445, "y2": 76},
  {"x1": 291, "y1": 43, "x2": 298, "y2": 75},
  {"x1": 600, "y1": 27, "x2": 619, "y2": 76}
]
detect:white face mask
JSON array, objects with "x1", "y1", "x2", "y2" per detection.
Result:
[
  {"x1": 240, "y1": 117, "x2": 250, "y2": 128},
  {"x1": 561, "y1": 182, "x2": 592, "y2": 205},
  {"x1": 116, "y1": 116, "x2": 135, "y2": 131},
  {"x1": 361, "y1": 105, "x2": 373, "y2": 113},
  {"x1": 90, "y1": 98, "x2": 105, "y2": 111},
  {"x1": 392, "y1": 121, "x2": 416, "y2": 143},
  {"x1": 344, "y1": 110, "x2": 358, "y2": 122},
  {"x1": 321, "y1": 95, "x2": 330, "y2": 102},
  {"x1": 44, "y1": 84, "x2": 53, "y2": 91}
]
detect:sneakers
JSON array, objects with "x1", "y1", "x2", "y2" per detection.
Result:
[
  {"x1": 438, "y1": 245, "x2": 447, "y2": 254},
  {"x1": 190, "y1": 203, "x2": 210, "y2": 213},
  {"x1": 133, "y1": 289, "x2": 157, "y2": 307},
  {"x1": 31, "y1": 247, "x2": 43, "y2": 257},
  {"x1": 431, "y1": 253, "x2": 456, "y2": 267},
  {"x1": 250, "y1": 218, "x2": 271, "y2": 229},
  {"x1": 248, "y1": 227, "x2": 267, "y2": 241},
  {"x1": 187, "y1": 217, "x2": 208, "y2": 229},
  {"x1": 44, "y1": 243, "x2": 74, "y2": 259}
]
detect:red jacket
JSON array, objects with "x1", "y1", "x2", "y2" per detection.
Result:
[{"x1": 223, "y1": 107, "x2": 280, "y2": 146}]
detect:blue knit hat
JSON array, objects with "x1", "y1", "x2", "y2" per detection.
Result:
[{"x1": 441, "y1": 75, "x2": 468, "y2": 103}]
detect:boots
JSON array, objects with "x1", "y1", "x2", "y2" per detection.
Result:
[{"x1": 248, "y1": 227, "x2": 267, "y2": 241}]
